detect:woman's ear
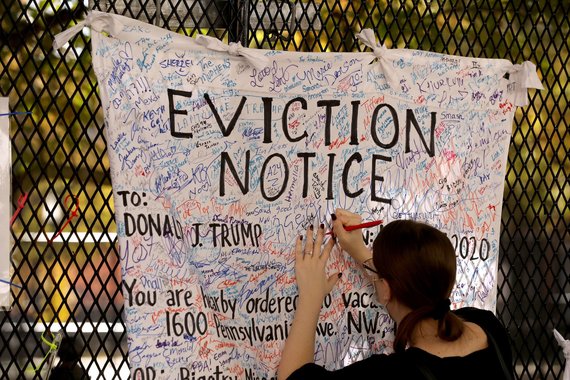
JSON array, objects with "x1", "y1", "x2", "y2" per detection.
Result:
[
  {"x1": 382, "y1": 279, "x2": 392, "y2": 304},
  {"x1": 376, "y1": 278, "x2": 392, "y2": 306}
]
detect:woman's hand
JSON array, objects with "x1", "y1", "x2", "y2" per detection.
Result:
[
  {"x1": 277, "y1": 225, "x2": 340, "y2": 380},
  {"x1": 332, "y1": 208, "x2": 372, "y2": 264},
  {"x1": 294, "y1": 224, "x2": 340, "y2": 305}
]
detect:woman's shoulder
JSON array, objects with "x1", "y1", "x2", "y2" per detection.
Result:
[
  {"x1": 454, "y1": 307, "x2": 509, "y2": 343},
  {"x1": 453, "y1": 306, "x2": 513, "y2": 366},
  {"x1": 288, "y1": 353, "x2": 410, "y2": 379},
  {"x1": 454, "y1": 307, "x2": 501, "y2": 328}
]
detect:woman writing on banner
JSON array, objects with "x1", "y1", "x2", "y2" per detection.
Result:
[{"x1": 277, "y1": 208, "x2": 513, "y2": 380}]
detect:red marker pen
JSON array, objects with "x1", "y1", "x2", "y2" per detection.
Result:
[{"x1": 326, "y1": 220, "x2": 383, "y2": 235}]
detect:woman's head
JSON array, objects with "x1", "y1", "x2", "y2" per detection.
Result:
[
  {"x1": 373, "y1": 220, "x2": 456, "y2": 309},
  {"x1": 372, "y1": 220, "x2": 463, "y2": 352}
]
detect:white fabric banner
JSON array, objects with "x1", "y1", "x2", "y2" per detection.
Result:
[
  {"x1": 56, "y1": 11, "x2": 542, "y2": 379},
  {"x1": 0, "y1": 98, "x2": 12, "y2": 308}
]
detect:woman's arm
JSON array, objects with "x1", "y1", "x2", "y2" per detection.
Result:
[
  {"x1": 277, "y1": 225, "x2": 340, "y2": 380},
  {"x1": 277, "y1": 293, "x2": 323, "y2": 379}
]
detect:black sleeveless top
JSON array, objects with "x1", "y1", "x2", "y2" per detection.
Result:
[{"x1": 288, "y1": 307, "x2": 513, "y2": 380}]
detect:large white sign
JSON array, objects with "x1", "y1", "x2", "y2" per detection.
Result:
[{"x1": 56, "y1": 12, "x2": 541, "y2": 379}]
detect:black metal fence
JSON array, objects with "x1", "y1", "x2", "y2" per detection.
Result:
[{"x1": 0, "y1": 0, "x2": 568, "y2": 379}]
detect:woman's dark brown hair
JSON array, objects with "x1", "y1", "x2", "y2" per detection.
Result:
[{"x1": 372, "y1": 220, "x2": 464, "y2": 352}]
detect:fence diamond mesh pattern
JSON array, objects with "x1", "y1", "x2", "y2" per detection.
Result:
[{"x1": 0, "y1": 0, "x2": 568, "y2": 379}]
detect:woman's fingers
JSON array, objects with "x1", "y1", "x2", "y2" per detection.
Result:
[
  {"x1": 331, "y1": 209, "x2": 371, "y2": 262},
  {"x1": 304, "y1": 225, "x2": 314, "y2": 258},
  {"x1": 295, "y1": 234, "x2": 303, "y2": 261},
  {"x1": 333, "y1": 208, "x2": 362, "y2": 235},
  {"x1": 294, "y1": 223, "x2": 340, "y2": 301},
  {"x1": 335, "y1": 208, "x2": 362, "y2": 224},
  {"x1": 320, "y1": 236, "x2": 335, "y2": 263},
  {"x1": 298, "y1": 223, "x2": 335, "y2": 263},
  {"x1": 313, "y1": 224, "x2": 324, "y2": 255}
]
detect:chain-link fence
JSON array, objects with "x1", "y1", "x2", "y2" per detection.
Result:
[{"x1": 1, "y1": 0, "x2": 568, "y2": 379}]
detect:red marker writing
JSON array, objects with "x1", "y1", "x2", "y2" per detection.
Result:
[{"x1": 326, "y1": 220, "x2": 383, "y2": 235}]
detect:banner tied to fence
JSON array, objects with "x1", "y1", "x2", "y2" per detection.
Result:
[{"x1": 55, "y1": 11, "x2": 542, "y2": 379}]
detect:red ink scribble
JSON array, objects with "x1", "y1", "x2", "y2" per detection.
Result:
[
  {"x1": 288, "y1": 119, "x2": 300, "y2": 130},
  {"x1": 218, "y1": 279, "x2": 238, "y2": 288},
  {"x1": 228, "y1": 203, "x2": 246, "y2": 218},
  {"x1": 435, "y1": 122, "x2": 446, "y2": 138},
  {"x1": 10, "y1": 192, "x2": 29, "y2": 226},
  {"x1": 481, "y1": 222, "x2": 490, "y2": 235},
  {"x1": 328, "y1": 136, "x2": 350, "y2": 150},
  {"x1": 249, "y1": 269, "x2": 268, "y2": 283},
  {"x1": 463, "y1": 214, "x2": 476, "y2": 230},
  {"x1": 499, "y1": 100, "x2": 513, "y2": 114},
  {"x1": 199, "y1": 342, "x2": 211, "y2": 359},
  {"x1": 152, "y1": 309, "x2": 165, "y2": 324},
  {"x1": 443, "y1": 150, "x2": 457, "y2": 161},
  {"x1": 213, "y1": 340, "x2": 235, "y2": 350},
  {"x1": 276, "y1": 275, "x2": 296, "y2": 286},
  {"x1": 48, "y1": 194, "x2": 80, "y2": 243},
  {"x1": 134, "y1": 164, "x2": 147, "y2": 177}
]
